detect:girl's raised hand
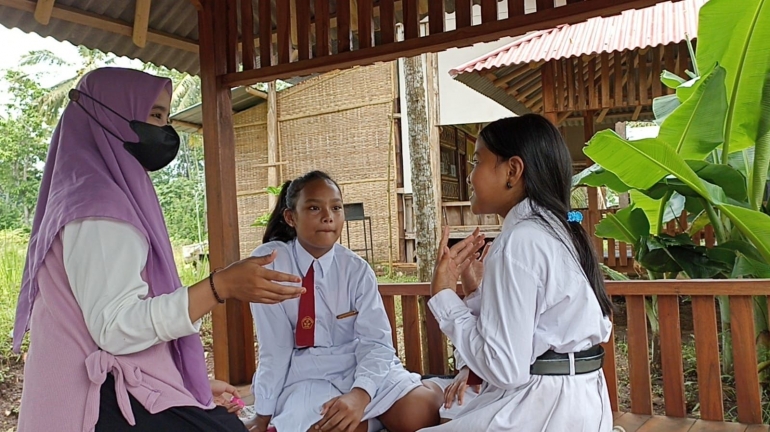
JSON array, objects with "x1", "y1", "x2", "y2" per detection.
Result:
[
  {"x1": 459, "y1": 241, "x2": 491, "y2": 296},
  {"x1": 431, "y1": 227, "x2": 486, "y2": 295},
  {"x1": 214, "y1": 251, "x2": 304, "y2": 304}
]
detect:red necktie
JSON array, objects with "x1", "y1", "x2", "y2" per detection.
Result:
[
  {"x1": 467, "y1": 370, "x2": 483, "y2": 386},
  {"x1": 295, "y1": 262, "x2": 315, "y2": 348}
]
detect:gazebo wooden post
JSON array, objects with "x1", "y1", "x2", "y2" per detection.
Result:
[{"x1": 198, "y1": 0, "x2": 256, "y2": 385}]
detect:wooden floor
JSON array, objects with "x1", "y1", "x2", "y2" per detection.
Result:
[
  {"x1": 235, "y1": 388, "x2": 768, "y2": 431},
  {"x1": 614, "y1": 412, "x2": 770, "y2": 431}
]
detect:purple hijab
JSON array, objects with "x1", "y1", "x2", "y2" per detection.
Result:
[{"x1": 13, "y1": 67, "x2": 212, "y2": 406}]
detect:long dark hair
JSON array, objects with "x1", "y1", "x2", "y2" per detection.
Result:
[
  {"x1": 262, "y1": 170, "x2": 342, "y2": 243},
  {"x1": 479, "y1": 114, "x2": 613, "y2": 316}
]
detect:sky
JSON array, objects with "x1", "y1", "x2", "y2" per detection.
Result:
[{"x1": 0, "y1": 24, "x2": 139, "y2": 113}]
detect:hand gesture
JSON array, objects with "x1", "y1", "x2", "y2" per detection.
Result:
[
  {"x1": 210, "y1": 379, "x2": 242, "y2": 414},
  {"x1": 312, "y1": 388, "x2": 370, "y2": 432},
  {"x1": 431, "y1": 227, "x2": 486, "y2": 295},
  {"x1": 214, "y1": 251, "x2": 304, "y2": 304},
  {"x1": 443, "y1": 367, "x2": 481, "y2": 409},
  {"x1": 459, "y1": 241, "x2": 491, "y2": 297}
]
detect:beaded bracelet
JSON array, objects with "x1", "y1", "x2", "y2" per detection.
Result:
[{"x1": 209, "y1": 270, "x2": 225, "y2": 304}]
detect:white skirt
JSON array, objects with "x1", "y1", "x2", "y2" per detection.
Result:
[
  {"x1": 419, "y1": 370, "x2": 613, "y2": 432},
  {"x1": 271, "y1": 367, "x2": 423, "y2": 432}
]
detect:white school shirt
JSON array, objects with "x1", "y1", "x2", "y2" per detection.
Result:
[
  {"x1": 250, "y1": 240, "x2": 397, "y2": 417},
  {"x1": 429, "y1": 198, "x2": 612, "y2": 391},
  {"x1": 62, "y1": 218, "x2": 199, "y2": 356}
]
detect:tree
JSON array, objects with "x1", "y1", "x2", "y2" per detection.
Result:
[
  {"x1": 403, "y1": 55, "x2": 439, "y2": 282},
  {"x1": 0, "y1": 70, "x2": 50, "y2": 229},
  {"x1": 19, "y1": 46, "x2": 116, "y2": 124}
]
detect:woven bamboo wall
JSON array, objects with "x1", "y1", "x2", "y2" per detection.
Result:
[{"x1": 234, "y1": 63, "x2": 398, "y2": 262}]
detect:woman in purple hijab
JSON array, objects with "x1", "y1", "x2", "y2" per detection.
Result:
[{"x1": 12, "y1": 67, "x2": 304, "y2": 432}]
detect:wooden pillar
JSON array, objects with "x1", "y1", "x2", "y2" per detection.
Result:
[
  {"x1": 199, "y1": 0, "x2": 256, "y2": 385},
  {"x1": 541, "y1": 61, "x2": 558, "y2": 124},
  {"x1": 425, "y1": 51, "x2": 447, "y2": 374},
  {"x1": 267, "y1": 81, "x2": 279, "y2": 208},
  {"x1": 583, "y1": 111, "x2": 603, "y2": 256}
]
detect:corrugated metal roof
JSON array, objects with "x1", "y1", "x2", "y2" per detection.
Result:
[
  {"x1": 451, "y1": 0, "x2": 704, "y2": 76},
  {"x1": 0, "y1": 0, "x2": 201, "y2": 74}
]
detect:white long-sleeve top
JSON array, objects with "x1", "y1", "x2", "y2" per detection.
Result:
[
  {"x1": 62, "y1": 218, "x2": 199, "y2": 356},
  {"x1": 250, "y1": 240, "x2": 397, "y2": 417},
  {"x1": 429, "y1": 198, "x2": 612, "y2": 391}
]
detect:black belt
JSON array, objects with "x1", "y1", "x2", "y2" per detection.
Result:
[{"x1": 530, "y1": 345, "x2": 605, "y2": 376}]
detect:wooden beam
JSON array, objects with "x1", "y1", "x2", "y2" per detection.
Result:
[
  {"x1": 267, "y1": 81, "x2": 279, "y2": 208},
  {"x1": 171, "y1": 119, "x2": 203, "y2": 133},
  {"x1": 541, "y1": 61, "x2": 556, "y2": 113},
  {"x1": 222, "y1": 0, "x2": 670, "y2": 86},
  {"x1": 455, "y1": 0, "x2": 471, "y2": 28},
  {"x1": 276, "y1": 0, "x2": 291, "y2": 63},
  {"x1": 132, "y1": 0, "x2": 151, "y2": 48},
  {"x1": 556, "y1": 110, "x2": 572, "y2": 125},
  {"x1": 597, "y1": 107, "x2": 609, "y2": 123},
  {"x1": 632, "y1": 104, "x2": 643, "y2": 120},
  {"x1": 492, "y1": 63, "x2": 538, "y2": 87},
  {"x1": 315, "y1": 0, "x2": 329, "y2": 57},
  {"x1": 241, "y1": 0, "x2": 255, "y2": 70},
  {"x1": 244, "y1": 86, "x2": 268, "y2": 99},
  {"x1": 0, "y1": 0, "x2": 198, "y2": 52},
  {"x1": 199, "y1": 0, "x2": 254, "y2": 385},
  {"x1": 379, "y1": 0, "x2": 395, "y2": 44},
  {"x1": 33, "y1": 0, "x2": 55, "y2": 25},
  {"x1": 296, "y1": 0, "x2": 310, "y2": 60},
  {"x1": 357, "y1": 0, "x2": 373, "y2": 49},
  {"x1": 428, "y1": 0, "x2": 444, "y2": 36},
  {"x1": 337, "y1": 0, "x2": 351, "y2": 52}
]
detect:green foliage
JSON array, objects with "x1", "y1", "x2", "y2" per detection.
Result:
[
  {"x1": 574, "y1": 0, "x2": 770, "y2": 279},
  {"x1": 0, "y1": 230, "x2": 29, "y2": 356},
  {"x1": 0, "y1": 70, "x2": 50, "y2": 229},
  {"x1": 252, "y1": 185, "x2": 285, "y2": 227}
]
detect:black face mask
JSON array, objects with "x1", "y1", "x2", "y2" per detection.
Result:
[{"x1": 68, "y1": 89, "x2": 180, "y2": 172}]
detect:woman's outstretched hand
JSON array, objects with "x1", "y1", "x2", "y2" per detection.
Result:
[
  {"x1": 431, "y1": 227, "x2": 486, "y2": 295},
  {"x1": 188, "y1": 251, "x2": 304, "y2": 323},
  {"x1": 214, "y1": 251, "x2": 304, "y2": 304}
]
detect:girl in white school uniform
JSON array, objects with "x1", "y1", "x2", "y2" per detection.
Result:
[
  {"x1": 423, "y1": 114, "x2": 615, "y2": 432},
  {"x1": 248, "y1": 171, "x2": 444, "y2": 432}
]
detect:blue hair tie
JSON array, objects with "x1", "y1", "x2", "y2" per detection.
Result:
[{"x1": 567, "y1": 211, "x2": 583, "y2": 223}]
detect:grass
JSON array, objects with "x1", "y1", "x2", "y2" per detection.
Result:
[{"x1": 0, "y1": 230, "x2": 27, "y2": 387}]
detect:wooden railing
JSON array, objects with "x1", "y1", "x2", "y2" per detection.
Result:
[
  {"x1": 576, "y1": 208, "x2": 717, "y2": 274},
  {"x1": 378, "y1": 280, "x2": 770, "y2": 424}
]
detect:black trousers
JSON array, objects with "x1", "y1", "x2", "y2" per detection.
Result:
[{"x1": 96, "y1": 374, "x2": 248, "y2": 432}]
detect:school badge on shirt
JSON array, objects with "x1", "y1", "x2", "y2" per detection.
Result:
[{"x1": 301, "y1": 316, "x2": 314, "y2": 330}]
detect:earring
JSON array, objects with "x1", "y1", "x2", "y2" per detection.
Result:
[{"x1": 506, "y1": 182, "x2": 512, "y2": 189}]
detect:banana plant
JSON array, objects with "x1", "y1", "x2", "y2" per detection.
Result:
[{"x1": 575, "y1": 0, "x2": 770, "y2": 373}]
